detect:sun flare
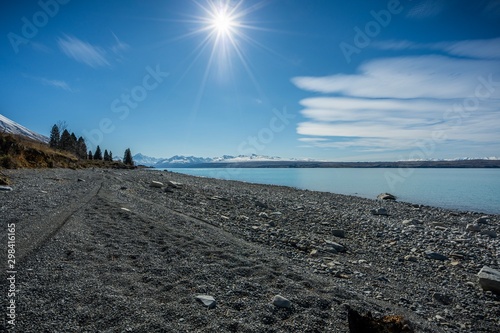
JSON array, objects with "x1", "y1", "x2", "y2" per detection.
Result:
[
  {"x1": 182, "y1": 0, "x2": 271, "y2": 109},
  {"x1": 211, "y1": 10, "x2": 236, "y2": 37}
]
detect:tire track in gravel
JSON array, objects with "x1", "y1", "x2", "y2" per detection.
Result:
[{"x1": 15, "y1": 181, "x2": 103, "y2": 263}]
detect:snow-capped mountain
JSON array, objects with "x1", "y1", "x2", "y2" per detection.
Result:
[
  {"x1": 0, "y1": 114, "x2": 49, "y2": 143},
  {"x1": 402, "y1": 157, "x2": 500, "y2": 162},
  {"x1": 133, "y1": 153, "x2": 313, "y2": 167},
  {"x1": 132, "y1": 153, "x2": 164, "y2": 166}
]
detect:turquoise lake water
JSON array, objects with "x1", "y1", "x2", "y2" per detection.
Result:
[{"x1": 165, "y1": 168, "x2": 500, "y2": 214}]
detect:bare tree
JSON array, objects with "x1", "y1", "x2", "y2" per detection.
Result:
[{"x1": 56, "y1": 120, "x2": 68, "y2": 133}]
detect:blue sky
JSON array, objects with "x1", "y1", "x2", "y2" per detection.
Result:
[{"x1": 1, "y1": 0, "x2": 500, "y2": 161}]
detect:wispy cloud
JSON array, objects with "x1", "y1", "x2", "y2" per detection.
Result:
[
  {"x1": 57, "y1": 35, "x2": 110, "y2": 68},
  {"x1": 40, "y1": 78, "x2": 73, "y2": 92},
  {"x1": 111, "y1": 32, "x2": 130, "y2": 53},
  {"x1": 291, "y1": 44, "x2": 500, "y2": 155},
  {"x1": 110, "y1": 32, "x2": 130, "y2": 61},
  {"x1": 407, "y1": 0, "x2": 446, "y2": 18},
  {"x1": 25, "y1": 75, "x2": 74, "y2": 92},
  {"x1": 57, "y1": 34, "x2": 131, "y2": 67},
  {"x1": 374, "y1": 38, "x2": 500, "y2": 59}
]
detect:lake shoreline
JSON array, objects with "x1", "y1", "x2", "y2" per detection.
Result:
[
  {"x1": 1, "y1": 168, "x2": 499, "y2": 332},
  {"x1": 164, "y1": 167, "x2": 500, "y2": 215}
]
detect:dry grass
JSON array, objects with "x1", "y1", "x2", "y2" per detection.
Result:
[{"x1": 0, "y1": 133, "x2": 135, "y2": 184}]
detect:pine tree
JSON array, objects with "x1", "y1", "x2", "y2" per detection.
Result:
[
  {"x1": 104, "y1": 149, "x2": 110, "y2": 161},
  {"x1": 49, "y1": 124, "x2": 60, "y2": 148},
  {"x1": 109, "y1": 151, "x2": 113, "y2": 161},
  {"x1": 123, "y1": 148, "x2": 133, "y2": 165},
  {"x1": 77, "y1": 137, "x2": 87, "y2": 159},
  {"x1": 94, "y1": 145, "x2": 103, "y2": 160},
  {"x1": 88, "y1": 150, "x2": 93, "y2": 160},
  {"x1": 70, "y1": 132, "x2": 78, "y2": 154},
  {"x1": 59, "y1": 130, "x2": 72, "y2": 151}
]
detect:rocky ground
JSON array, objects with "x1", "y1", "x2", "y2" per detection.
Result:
[{"x1": 1, "y1": 168, "x2": 499, "y2": 332}]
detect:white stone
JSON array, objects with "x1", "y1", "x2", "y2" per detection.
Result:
[
  {"x1": 371, "y1": 208, "x2": 388, "y2": 216},
  {"x1": 149, "y1": 181, "x2": 163, "y2": 188},
  {"x1": 324, "y1": 240, "x2": 346, "y2": 252},
  {"x1": 478, "y1": 266, "x2": 500, "y2": 294},
  {"x1": 195, "y1": 295, "x2": 216, "y2": 309},
  {"x1": 167, "y1": 180, "x2": 182, "y2": 188},
  {"x1": 402, "y1": 219, "x2": 422, "y2": 225}
]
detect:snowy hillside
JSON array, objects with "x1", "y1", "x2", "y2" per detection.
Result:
[{"x1": 0, "y1": 114, "x2": 49, "y2": 143}]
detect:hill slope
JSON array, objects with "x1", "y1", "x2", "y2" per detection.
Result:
[
  {"x1": 0, "y1": 132, "x2": 134, "y2": 172},
  {"x1": 0, "y1": 114, "x2": 49, "y2": 143}
]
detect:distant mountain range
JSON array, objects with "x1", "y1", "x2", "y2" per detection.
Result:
[
  {"x1": 133, "y1": 153, "x2": 315, "y2": 168},
  {"x1": 0, "y1": 114, "x2": 49, "y2": 143},
  {"x1": 134, "y1": 153, "x2": 500, "y2": 168}
]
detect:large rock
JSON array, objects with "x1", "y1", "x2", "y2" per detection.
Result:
[
  {"x1": 478, "y1": 266, "x2": 500, "y2": 294},
  {"x1": 272, "y1": 295, "x2": 291, "y2": 308},
  {"x1": 377, "y1": 193, "x2": 396, "y2": 200},
  {"x1": 195, "y1": 295, "x2": 216, "y2": 309}
]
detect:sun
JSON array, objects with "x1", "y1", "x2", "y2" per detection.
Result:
[{"x1": 210, "y1": 9, "x2": 237, "y2": 37}]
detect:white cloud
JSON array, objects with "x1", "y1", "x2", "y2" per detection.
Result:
[
  {"x1": 58, "y1": 35, "x2": 110, "y2": 68},
  {"x1": 298, "y1": 137, "x2": 329, "y2": 143},
  {"x1": 291, "y1": 51, "x2": 500, "y2": 156},
  {"x1": 292, "y1": 55, "x2": 500, "y2": 99},
  {"x1": 300, "y1": 97, "x2": 464, "y2": 113},
  {"x1": 442, "y1": 38, "x2": 500, "y2": 59}
]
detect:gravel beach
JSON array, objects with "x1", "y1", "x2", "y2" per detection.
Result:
[{"x1": 1, "y1": 168, "x2": 499, "y2": 332}]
